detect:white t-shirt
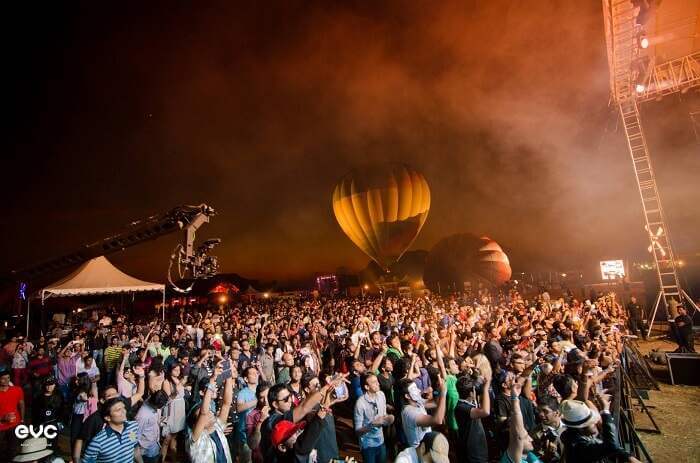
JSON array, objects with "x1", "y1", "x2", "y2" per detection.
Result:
[
  {"x1": 77, "y1": 362, "x2": 100, "y2": 379},
  {"x1": 394, "y1": 447, "x2": 419, "y2": 463},
  {"x1": 402, "y1": 404, "x2": 431, "y2": 448}
]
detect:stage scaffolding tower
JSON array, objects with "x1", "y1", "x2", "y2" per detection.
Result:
[{"x1": 601, "y1": 0, "x2": 699, "y2": 336}]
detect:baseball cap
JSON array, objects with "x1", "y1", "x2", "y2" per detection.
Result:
[{"x1": 271, "y1": 420, "x2": 306, "y2": 447}]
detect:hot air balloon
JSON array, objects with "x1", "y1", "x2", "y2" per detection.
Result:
[
  {"x1": 332, "y1": 163, "x2": 430, "y2": 270},
  {"x1": 423, "y1": 233, "x2": 511, "y2": 290}
]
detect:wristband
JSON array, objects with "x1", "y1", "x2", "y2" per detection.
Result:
[{"x1": 510, "y1": 394, "x2": 518, "y2": 401}]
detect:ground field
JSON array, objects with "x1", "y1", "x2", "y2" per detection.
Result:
[{"x1": 634, "y1": 338, "x2": 700, "y2": 463}]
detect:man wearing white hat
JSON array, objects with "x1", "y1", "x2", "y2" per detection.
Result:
[
  {"x1": 395, "y1": 431, "x2": 449, "y2": 463},
  {"x1": 559, "y1": 397, "x2": 641, "y2": 463},
  {"x1": 12, "y1": 437, "x2": 64, "y2": 463}
]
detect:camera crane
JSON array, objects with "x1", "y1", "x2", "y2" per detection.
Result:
[{"x1": 11, "y1": 204, "x2": 220, "y2": 293}]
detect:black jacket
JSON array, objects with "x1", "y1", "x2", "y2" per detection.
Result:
[
  {"x1": 560, "y1": 412, "x2": 630, "y2": 463},
  {"x1": 272, "y1": 415, "x2": 324, "y2": 463}
]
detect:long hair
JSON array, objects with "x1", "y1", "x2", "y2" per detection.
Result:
[{"x1": 73, "y1": 372, "x2": 92, "y2": 396}]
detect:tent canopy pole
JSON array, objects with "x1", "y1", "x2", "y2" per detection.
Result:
[{"x1": 26, "y1": 298, "x2": 31, "y2": 338}]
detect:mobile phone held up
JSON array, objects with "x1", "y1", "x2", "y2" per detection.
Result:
[
  {"x1": 333, "y1": 382, "x2": 347, "y2": 399},
  {"x1": 220, "y1": 360, "x2": 232, "y2": 380}
]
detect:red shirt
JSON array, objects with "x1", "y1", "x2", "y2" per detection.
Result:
[
  {"x1": 0, "y1": 386, "x2": 24, "y2": 430},
  {"x1": 29, "y1": 356, "x2": 52, "y2": 378}
]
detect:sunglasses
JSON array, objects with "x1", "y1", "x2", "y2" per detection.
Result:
[{"x1": 276, "y1": 393, "x2": 292, "y2": 403}]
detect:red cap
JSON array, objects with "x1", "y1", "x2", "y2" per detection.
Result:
[{"x1": 271, "y1": 420, "x2": 305, "y2": 447}]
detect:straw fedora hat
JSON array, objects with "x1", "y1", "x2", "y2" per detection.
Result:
[
  {"x1": 560, "y1": 400, "x2": 600, "y2": 429},
  {"x1": 13, "y1": 437, "x2": 54, "y2": 462}
]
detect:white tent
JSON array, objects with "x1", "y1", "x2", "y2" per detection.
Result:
[
  {"x1": 30, "y1": 256, "x2": 166, "y2": 335},
  {"x1": 41, "y1": 256, "x2": 165, "y2": 299}
]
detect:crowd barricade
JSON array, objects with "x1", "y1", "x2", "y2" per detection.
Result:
[{"x1": 615, "y1": 339, "x2": 660, "y2": 462}]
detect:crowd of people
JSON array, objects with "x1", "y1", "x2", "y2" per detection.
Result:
[{"x1": 0, "y1": 287, "x2": 651, "y2": 463}]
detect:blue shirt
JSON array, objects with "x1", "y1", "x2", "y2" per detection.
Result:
[
  {"x1": 354, "y1": 391, "x2": 387, "y2": 449},
  {"x1": 135, "y1": 404, "x2": 161, "y2": 457},
  {"x1": 236, "y1": 386, "x2": 256, "y2": 443},
  {"x1": 83, "y1": 421, "x2": 138, "y2": 463}
]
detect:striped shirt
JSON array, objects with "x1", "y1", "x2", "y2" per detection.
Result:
[
  {"x1": 83, "y1": 420, "x2": 138, "y2": 463},
  {"x1": 104, "y1": 346, "x2": 123, "y2": 370}
]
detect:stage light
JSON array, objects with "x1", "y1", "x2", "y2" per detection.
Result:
[
  {"x1": 636, "y1": 84, "x2": 646, "y2": 93},
  {"x1": 77, "y1": 308, "x2": 82, "y2": 313},
  {"x1": 263, "y1": 292, "x2": 270, "y2": 298},
  {"x1": 218, "y1": 294, "x2": 228, "y2": 304},
  {"x1": 640, "y1": 36, "x2": 649, "y2": 49},
  {"x1": 364, "y1": 284, "x2": 369, "y2": 290},
  {"x1": 561, "y1": 273, "x2": 567, "y2": 277},
  {"x1": 677, "y1": 260, "x2": 685, "y2": 267}
]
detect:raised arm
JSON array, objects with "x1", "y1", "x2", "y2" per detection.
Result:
[
  {"x1": 471, "y1": 375, "x2": 492, "y2": 419},
  {"x1": 506, "y1": 381, "x2": 526, "y2": 463},
  {"x1": 414, "y1": 376, "x2": 447, "y2": 427},
  {"x1": 370, "y1": 348, "x2": 386, "y2": 374},
  {"x1": 434, "y1": 330, "x2": 448, "y2": 379},
  {"x1": 248, "y1": 404, "x2": 269, "y2": 450},
  {"x1": 59, "y1": 340, "x2": 74, "y2": 357},
  {"x1": 292, "y1": 374, "x2": 347, "y2": 423},
  {"x1": 131, "y1": 366, "x2": 146, "y2": 404},
  {"x1": 405, "y1": 354, "x2": 419, "y2": 380},
  {"x1": 143, "y1": 328, "x2": 154, "y2": 346},
  {"x1": 118, "y1": 348, "x2": 128, "y2": 378},
  {"x1": 352, "y1": 337, "x2": 363, "y2": 361},
  {"x1": 219, "y1": 377, "x2": 234, "y2": 423},
  {"x1": 521, "y1": 367, "x2": 533, "y2": 400},
  {"x1": 192, "y1": 367, "x2": 220, "y2": 442}
]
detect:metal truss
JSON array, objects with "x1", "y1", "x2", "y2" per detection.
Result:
[
  {"x1": 635, "y1": 52, "x2": 700, "y2": 102},
  {"x1": 602, "y1": 0, "x2": 699, "y2": 323}
]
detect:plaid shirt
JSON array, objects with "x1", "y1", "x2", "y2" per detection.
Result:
[{"x1": 187, "y1": 418, "x2": 232, "y2": 463}]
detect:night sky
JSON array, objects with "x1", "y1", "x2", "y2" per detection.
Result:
[{"x1": 5, "y1": 1, "x2": 699, "y2": 283}]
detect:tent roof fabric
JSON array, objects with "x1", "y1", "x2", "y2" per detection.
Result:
[
  {"x1": 243, "y1": 285, "x2": 260, "y2": 294},
  {"x1": 42, "y1": 256, "x2": 164, "y2": 298}
]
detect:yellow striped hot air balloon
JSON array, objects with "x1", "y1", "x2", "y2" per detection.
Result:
[{"x1": 332, "y1": 163, "x2": 431, "y2": 271}]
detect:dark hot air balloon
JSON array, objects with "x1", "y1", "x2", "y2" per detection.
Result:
[{"x1": 423, "y1": 233, "x2": 511, "y2": 291}]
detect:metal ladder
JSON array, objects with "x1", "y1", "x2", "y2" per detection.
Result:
[{"x1": 619, "y1": 100, "x2": 682, "y2": 317}]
